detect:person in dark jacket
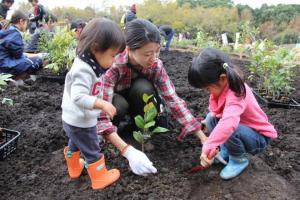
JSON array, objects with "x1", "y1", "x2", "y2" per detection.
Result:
[
  {"x1": 124, "y1": 4, "x2": 137, "y2": 25},
  {"x1": 28, "y1": 0, "x2": 47, "y2": 29},
  {"x1": 0, "y1": 0, "x2": 13, "y2": 19},
  {"x1": 159, "y1": 25, "x2": 175, "y2": 51},
  {"x1": 0, "y1": 10, "x2": 43, "y2": 80}
]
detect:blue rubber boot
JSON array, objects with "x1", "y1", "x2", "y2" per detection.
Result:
[
  {"x1": 220, "y1": 155, "x2": 249, "y2": 180},
  {"x1": 213, "y1": 145, "x2": 229, "y2": 165}
]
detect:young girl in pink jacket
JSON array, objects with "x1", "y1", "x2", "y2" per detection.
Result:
[{"x1": 188, "y1": 48, "x2": 277, "y2": 180}]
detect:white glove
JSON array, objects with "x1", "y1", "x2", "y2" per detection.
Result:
[{"x1": 123, "y1": 146, "x2": 157, "y2": 176}]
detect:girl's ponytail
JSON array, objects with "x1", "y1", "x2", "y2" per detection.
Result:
[{"x1": 223, "y1": 63, "x2": 246, "y2": 98}]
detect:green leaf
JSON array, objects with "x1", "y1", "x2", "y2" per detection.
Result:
[
  {"x1": 134, "y1": 115, "x2": 145, "y2": 129},
  {"x1": 133, "y1": 131, "x2": 144, "y2": 144},
  {"x1": 2, "y1": 98, "x2": 13, "y2": 106},
  {"x1": 0, "y1": 74, "x2": 12, "y2": 87},
  {"x1": 142, "y1": 93, "x2": 153, "y2": 103},
  {"x1": 144, "y1": 121, "x2": 156, "y2": 129},
  {"x1": 152, "y1": 126, "x2": 169, "y2": 134},
  {"x1": 144, "y1": 106, "x2": 157, "y2": 123},
  {"x1": 144, "y1": 102, "x2": 155, "y2": 113}
]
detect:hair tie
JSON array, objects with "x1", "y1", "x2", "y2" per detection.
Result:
[{"x1": 223, "y1": 63, "x2": 229, "y2": 70}]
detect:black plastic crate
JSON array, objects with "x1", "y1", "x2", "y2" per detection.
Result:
[{"x1": 0, "y1": 128, "x2": 21, "y2": 160}]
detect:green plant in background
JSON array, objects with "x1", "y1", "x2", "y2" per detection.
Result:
[
  {"x1": 37, "y1": 29, "x2": 55, "y2": 53},
  {"x1": 195, "y1": 31, "x2": 220, "y2": 49},
  {"x1": 248, "y1": 39, "x2": 297, "y2": 100},
  {"x1": 0, "y1": 74, "x2": 14, "y2": 106},
  {"x1": 21, "y1": 32, "x2": 31, "y2": 44},
  {"x1": 133, "y1": 94, "x2": 169, "y2": 152},
  {"x1": 43, "y1": 27, "x2": 77, "y2": 75},
  {"x1": 239, "y1": 21, "x2": 259, "y2": 44},
  {"x1": 170, "y1": 37, "x2": 196, "y2": 50}
]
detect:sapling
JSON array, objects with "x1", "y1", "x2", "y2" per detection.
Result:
[
  {"x1": 0, "y1": 74, "x2": 13, "y2": 106},
  {"x1": 133, "y1": 94, "x2": 169, "y2": 152}
]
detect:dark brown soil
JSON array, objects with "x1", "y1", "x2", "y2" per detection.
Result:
[{"x1": 0, "y1": 50, "x2": 299, "y2": 200}]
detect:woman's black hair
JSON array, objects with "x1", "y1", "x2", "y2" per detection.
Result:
[
  {"x1": 76, "y1": 18, "x2": 125, "y2": 56},
  {"x1": 125, "y1": 19, "x2": 160, "y2": 50},
  {"x1": 10, "y1": 10, "x2": 29, "y2": 24},
  {"x1": 188, "y1": 48, "x2": 246, "y2": 98}
]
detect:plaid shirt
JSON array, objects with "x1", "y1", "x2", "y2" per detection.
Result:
[{"x1": 96, "y1": 49, "x2": 201, "y2": 140}]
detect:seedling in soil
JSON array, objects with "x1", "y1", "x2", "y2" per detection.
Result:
[
  {"x1": 133, "y1": 94, "x2": 169, "y2": 152},
  {"x1": 1, "y1": 98, "x2": 13, "y2": 106},
  {"x1": 0, "y1": 73, "x2": 12, "y2": 90},
  {"x1": 0, "y1": 74, "x2": 13, "y2": 106}
]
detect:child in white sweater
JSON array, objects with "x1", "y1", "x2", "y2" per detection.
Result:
[{"x1": 61, "y1": 18, "x2": 125, "y2": 190}]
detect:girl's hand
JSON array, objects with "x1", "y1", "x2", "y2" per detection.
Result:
[
  {"x1": 95, "y1": 99, "x2": 116, "y2": 119},
  {"x1": 200, "y1": 152, "x2": 214, "y2": 168},
  {"x1": 101, "y1": 101, "x2": 116, "y2": 119}
]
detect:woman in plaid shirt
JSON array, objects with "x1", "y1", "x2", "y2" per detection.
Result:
[{"x1": 97, "y1": 19, "x2": 207, "y2": 176}]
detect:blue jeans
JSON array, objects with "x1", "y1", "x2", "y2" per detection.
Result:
[{"x1": 205, "y1": 113, "x2": 270, "y2": 157}]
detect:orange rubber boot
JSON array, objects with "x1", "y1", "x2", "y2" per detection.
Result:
[
  {"x1": 64, "y1": 147, "x2": 84, "y2": 179},
  {"x1": 87, "y1": 156, "x2": 120, "y2": 190}
]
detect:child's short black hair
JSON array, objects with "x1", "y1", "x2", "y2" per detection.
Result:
[
  {"x1": 76, "y1": 18, "x2": 125, "y2": 56},
  {"x1": 188, "y1": 48, "x2": 246, "y2": 98},
  {"x1": 125, "y1": 19, "x2": 160, "y2": 50},
  {"x1": 10, "y1": 10, "x2": 29, "y2": 24}
]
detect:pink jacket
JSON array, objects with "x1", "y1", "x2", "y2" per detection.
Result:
[{"x1": 202, "y1": 84, "x2": 277, "y2": 156}]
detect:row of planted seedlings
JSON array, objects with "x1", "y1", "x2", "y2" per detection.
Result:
[{"x1": 247, "y1": 39, "x2": 300, "y2": 109}]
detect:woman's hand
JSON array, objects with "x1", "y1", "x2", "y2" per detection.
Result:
[
  {"x1": 194, "y1": 129, "x2": 208, "y2": 144},
  {"x1": 123, "y1": 146, "x2": 157, "y2": 176},
  {"x1": 201, "y1": 119, "x2": 208, "y2": 133}
]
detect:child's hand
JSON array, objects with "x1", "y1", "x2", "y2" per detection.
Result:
[
  {"x1": 101, "y1": 101, "x2": 116, "y2": 119},
  {"x1": 200, "y1": 152, "x2": 214, "y2": 168},
  {"x1": 94, "y1": 99, "x2": 116, "y2": 119}
]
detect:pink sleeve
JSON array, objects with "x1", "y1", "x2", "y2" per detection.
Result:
[{"x1": 202, "y1": 95, "x2": 246, "y2": 156}]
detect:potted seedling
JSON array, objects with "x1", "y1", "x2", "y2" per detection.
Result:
[
  {"x1": 133, "y1": 94, "x2": 169, "y2": 152},
  {"x1": 248, "y1": 40, "x2": 300, "y2": 109},
  {"x1": 0, "y1": 73, "x2": 20, "y2": 160}
]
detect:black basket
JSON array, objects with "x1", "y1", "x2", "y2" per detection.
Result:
[{"x1": 0, "y1": 128, "x2": 21, "y2": 160}]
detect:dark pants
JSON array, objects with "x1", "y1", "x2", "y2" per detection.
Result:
[
  {"x1": 63, "y1": 121, "x2": 102, "y2": 164},
  {"x1": 0, "y1": 56, "x2": 42, "y2": 76},
  {"x1": 112, "y1": 77, "x2": 160, "y2": 128},
  {"x1": 164, "y1": 30, "x2": 175, "y2": 51}
]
